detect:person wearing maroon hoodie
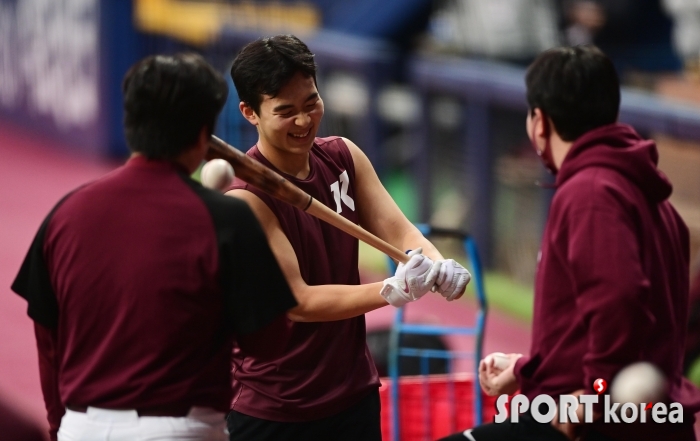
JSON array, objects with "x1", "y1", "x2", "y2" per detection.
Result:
[{"x1": 439, "y1": 45, "x2": 700, "y2": 441}]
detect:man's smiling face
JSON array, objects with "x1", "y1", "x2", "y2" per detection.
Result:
[{"x1": 246, "y1": 71, "x2": 324, "y2": 156}]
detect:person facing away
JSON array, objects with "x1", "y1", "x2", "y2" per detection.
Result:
[
  {"x1": 439, "y1": 45, "x2": 700, "y2": 441},
  {"x1": 11, "y1": 53, "x2": 297, "y2": 441},
  {"x1": 224, "y1": 34, "x2": 472, "y2": 441}
]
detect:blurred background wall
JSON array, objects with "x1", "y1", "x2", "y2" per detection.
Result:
[{"x1": 2, "y1": 0, "x2": 700, "y2": 438}]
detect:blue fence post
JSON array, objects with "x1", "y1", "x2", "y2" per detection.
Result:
[
  {"x1": 359, "y1": 63, "x2": 383, "y2": 175},
  {"x1": 415, "y1": 91, "x2": 432, "y2": 222},
  {"x1": 466, "y1": 235, "x2": 487, "y2": 425},
  {"x1": 388, "y1": 306, "x2": 404, "y2": 441},
  {"x1": 464, "y1": 100, "x2": 493, "y2": 266}
]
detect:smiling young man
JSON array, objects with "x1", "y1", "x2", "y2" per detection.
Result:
[{"x1": 224, "y1": 35, "x2": 472, "y2": 440}]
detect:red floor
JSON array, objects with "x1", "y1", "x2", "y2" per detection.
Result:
[{"x1": 0, "y1": 122, "x2": 119, "y2": 432}]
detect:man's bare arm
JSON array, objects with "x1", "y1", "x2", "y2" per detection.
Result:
[
  {"x1": 345, "y1": 137, "x2": 470, "y2": 300},
  {"x1": 226, "y1": 189, "x2": 388, "y2": 322},
  {"x1": 343, "y1": 138, "x2": 444, "y2": 262}
]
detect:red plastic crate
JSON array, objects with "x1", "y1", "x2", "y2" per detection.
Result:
[{"x1": 379, "y1": 374, "x2": 498, "y2": 441}]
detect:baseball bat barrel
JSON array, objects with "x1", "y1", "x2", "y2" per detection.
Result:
[
  {"x1": 207, "y1": 136, "x2": 311, "y2": 210},
  {"x1": 206, "y1": 136, "x2": 410, "y2": 264}
]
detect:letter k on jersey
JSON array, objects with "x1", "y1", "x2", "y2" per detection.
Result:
[{"x1": 330, "y1": 170, "x2": 355, "y2": 214}]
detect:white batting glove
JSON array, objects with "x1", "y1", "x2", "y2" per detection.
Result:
[
  {"x1": 380, "y1": 248, "x2": 441, "y2": 307},
  {"x1": 433, "y1": 259, "x2": 471, "y2": 301}
]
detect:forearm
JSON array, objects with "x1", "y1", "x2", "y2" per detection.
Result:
[
  {"x1": 346, "y1": 138, "x2": 443, "y2": 263},
  {"x1": 287, "y1": 282, "x2": 387, "y2": 322},
  {"x1": 399, "y1": 228, "x2": 444, "y2": 262}
]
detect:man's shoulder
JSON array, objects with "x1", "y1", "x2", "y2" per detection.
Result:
[
  {"x1": 559, "y1": 166, "x2": 633, "y2": 197},
  {"x1": 312, "y1": 136, "x2": 353, "y2": 168},
  {"x1": 244, "y1": 144, "x2": 260, "y2": 156},
  {"x1": 314, "y1": 136, "x2": 345, "y2": 149},
  {"x1": 189, "y1": 186, "x2": 264, "y2": 237},
  {"x1": 192, "y1": 183, "x2": 250, "y2": 211},
  {"x1": 49, "y1": 166, "x2": 125, "y2": 216},
  {"x1": 554, "y1": 167, "x2": 645, "y2": 219}
]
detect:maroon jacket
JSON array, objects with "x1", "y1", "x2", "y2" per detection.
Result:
[{"x1": 514, "y1": 124, "x2": 700, "y2": 439}]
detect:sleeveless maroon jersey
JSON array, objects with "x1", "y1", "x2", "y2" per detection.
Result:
[{"x1": 229, "y1": 137, "x2": 380, "y2": 421}]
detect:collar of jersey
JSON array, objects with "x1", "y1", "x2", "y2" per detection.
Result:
[
  {"x1": 253, "y1": 144, "x2": 317, "y2": 183},
  {"x1": 126, "y1": 155, "x2": 190, "y2": 175}
]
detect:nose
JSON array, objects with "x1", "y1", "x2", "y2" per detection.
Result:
[{"x1": 295, "y1": 112, "x2": 311, "y2": 127}]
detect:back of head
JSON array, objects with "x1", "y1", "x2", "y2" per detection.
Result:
[
  {"x1": 230, "y1": 35, "x2": 317, "y2": 115},
  {"x1": 122, "y1": 53, "x2": 228, "y2": 159},
  {"x1": 526, "y1": 45, "x2": 620, "y2": 142}
]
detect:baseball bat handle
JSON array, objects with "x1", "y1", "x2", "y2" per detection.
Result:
[
  {"x1": 304, "y1": 199, "x2": 409, "y2": 264},
  {"x1": 206, "y1": 136, "x2": 410, "y2": 265}
]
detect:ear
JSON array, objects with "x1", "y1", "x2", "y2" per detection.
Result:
[
  {"x1": 176, "y1": 127, "x2": 210, "y2": 175},
  {"x1": 239, "y1": 101, "x2": 258, "y2": 126},
  {"x1": 195, "y1": 126, "x2": 209, "y2": 156},
  {"x1": 531, "y1": 108, "x2": 548, "y2": 140}
]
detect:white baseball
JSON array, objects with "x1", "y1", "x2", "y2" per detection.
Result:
[
  {"x1": 201, "y1": 159, "x2": 235, "y2": 192},
  {"x1": 610, "y1": 362, "x2": 667, "y2": 404},
  {"x1": 484, "y1": 352, "x2": 510, "y2": 370}
]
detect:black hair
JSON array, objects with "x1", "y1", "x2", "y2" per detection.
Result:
[
  {"x1": 525, "y1": 45, "x2": 620, "y2": 141},
  {"x1": 230, "y1": 35, "x2": 317, "y2": 115},
  {"x1": 122, "y1": 53, "x2": 228, "y2": 159}
]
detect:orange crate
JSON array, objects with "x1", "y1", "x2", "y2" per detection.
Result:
[{"x1": 379, "y1": 374, "x2": 498, "y2": 441}]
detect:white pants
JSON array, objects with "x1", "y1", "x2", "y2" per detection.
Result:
[{"x1": 57, "y1": 407, "x2": 228, "y2": 441}]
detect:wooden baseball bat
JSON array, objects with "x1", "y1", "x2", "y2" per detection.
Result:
[{"x1": 206, "y1": 135, "x2": 410, "y2": 264}]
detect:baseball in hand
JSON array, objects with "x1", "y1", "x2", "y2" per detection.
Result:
[
  {"x1": 484, "y1": 352, "x2": 510, "y2": 370},
  {"x1": 201, "y1": 159, "x2": 235, "y2": 192},
  {"x1": 610, "y1": 362, "x2": 667, "y2": 404}
]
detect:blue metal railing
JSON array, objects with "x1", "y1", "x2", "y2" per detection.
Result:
[{"x1": 387, "y1": 223, "x2": 487, "y2": 441}]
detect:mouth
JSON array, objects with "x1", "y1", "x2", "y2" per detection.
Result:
[{"x1": 288, "y1": 128, "x2": 312, "y2": 141}]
